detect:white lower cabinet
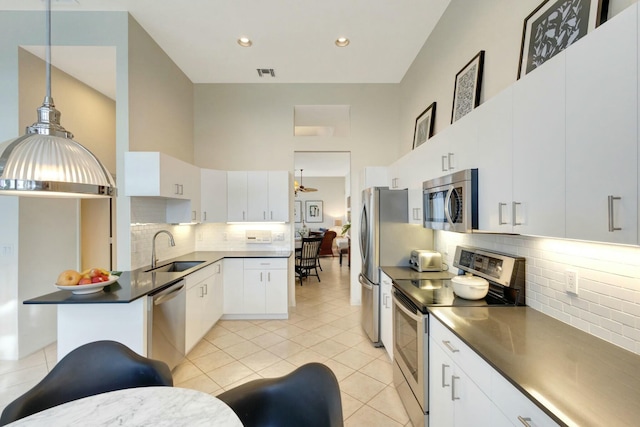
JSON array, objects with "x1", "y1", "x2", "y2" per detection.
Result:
[
  {"x1": 185, "y1": 261, "x2": 223, "y2": 353},
  {"x1": 429, "y1": 332, "x2": 492, "y2": 427},
  {"x1": 223, "y1": 258, "x2": 288, "y2": 319},
  {"x1": 430, "y1": 317, "x2": 558, "y2": 427},
  {"x1": 380, "y1": 271, "x2": 393, "y2": 360},
  {"x1": 491, "y1": 370, "x2": 557, "y2": 427}
]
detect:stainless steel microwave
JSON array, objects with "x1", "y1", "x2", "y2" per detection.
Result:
[{"x1": 423, "y1": 168, "x2": 478, "y2": 233}]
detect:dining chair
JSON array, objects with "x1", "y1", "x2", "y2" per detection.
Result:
[
  {"x1": 295, "y1": 236, "x2": 323, "y2": 285},
  {"x1": 0, "y1": 340, "x2": 173, "y2": 426},
  {"x1": 217, "y1": 362, "x2": 343, "y2": 427}
]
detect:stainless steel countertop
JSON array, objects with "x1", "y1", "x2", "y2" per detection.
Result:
[
  {"x1": 25, "y1": 250, "x2": 292, "y2": 305},
  {"x1": 429, "y1": 306, "x2": 640, "y2": 427},
  {"x1": 381, "y1": 265, "x2": 454, "y2": 280}
]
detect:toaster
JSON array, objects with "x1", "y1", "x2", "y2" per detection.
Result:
[{"x1": 410, "y1": 249, "x2": 444, "y2": 272}]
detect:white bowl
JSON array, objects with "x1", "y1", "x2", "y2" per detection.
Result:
[{"x1": 451, "y1": 275, "x2": 489, "y2": 300}]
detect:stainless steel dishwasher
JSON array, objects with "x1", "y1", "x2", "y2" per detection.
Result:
[{"x1": 148, "y1": 279, "x2": 186, "y2": 370}]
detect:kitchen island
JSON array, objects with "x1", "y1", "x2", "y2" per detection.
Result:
[{"x1": 24, "y1": 250, "x2": 291, "y2": 362}]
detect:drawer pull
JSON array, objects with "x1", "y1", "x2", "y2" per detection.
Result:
[
  {"x1": 442, "y1": 340, "x2": 459, "y2": 353},
  {"x1": 451, "y1": 375, "x2": 460, "y2": 401},
  {"x1": 441, "y1": 364, "x2": 450, "y2": 388},
  {"x1": 517, "y1": 416, "x2": 532, "y2": 427}
]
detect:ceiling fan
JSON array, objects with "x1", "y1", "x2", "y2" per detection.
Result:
[{"x1": 294, "y1": 169, "x2": 317, "y2": 195}]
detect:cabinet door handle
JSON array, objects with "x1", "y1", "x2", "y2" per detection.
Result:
[
  {"x1": 268, "y1": 272, "x2": 271, "y2": 282},
  {"x1": 447, "y1": 153, "x2": 454, "y2": 170},
  {"x1": 608, "y1": 195, "x2": 622, "y2": 232},
  {"x1": 260, "y1": 272, "x2": 263, "y2": 282},
  {"x1": 175, "y1": 184, "x2": 180, "y2": 195},
  {"x1": 243, "y1": 211, "x2": 246, "y2": 221},
  {"x1": 498, "y1": 202, "x2": 508, "y2": 225},
  {"x1": 192, "y1": 210, "x2": 196, "y2": 221},
  {"x1": 517, "y1": 416, "x2": 532, "y2": 427},
  {"x1": 270, "y1": 211, "x2": 274, "y2": 220},
  {"x1": 441, "y1": 364, "x2": 450, "y2": 388},
  {"x1": 512, "y1": 201, "x2": 522, "y2": 226},
  {"x1": 203, "y1": 283, "x2": 208, "y2": 295},
  {"x1": 203, "y1": 211, "x2": 207, "y2": 221},
  {"x1": 199, "y1": 286, "x2": 205, "y2": 298},
  {"x1": 451, "y1": 375, "x2": 460, "y2": 401},
  {"x1": 441, "y1": 155, "x2": 448, "y2": 172},
  {"x1": 442, "y1": 340, "x2": 459, "y2": 353},
  {"x1": 413, "y1": 208, "x2": 421, "y2": 221}
]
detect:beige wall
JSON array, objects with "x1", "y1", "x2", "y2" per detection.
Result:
[
  {"x1": 193, "y1": 84, "x2": 399, "y2": 175},
  {"x1": 18, "y1": 48, "x2": 116, "y2": 175},
  {"x1": 128, "y1": 16, "x2": 194, "y2": 163},
  {"x1": 399, "y1": 0, "x2": 638, "y2": 156}
]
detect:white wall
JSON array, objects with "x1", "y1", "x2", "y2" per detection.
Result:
[{"x1": 295, "y1": 176, "x2": 346, "y2": 231}]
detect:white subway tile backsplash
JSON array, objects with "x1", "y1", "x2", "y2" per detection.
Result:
[{"x1": 435, "y1": 231, "x2": 640, "y2": 356}]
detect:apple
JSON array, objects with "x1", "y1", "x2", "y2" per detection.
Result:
[{"x1": 79, "y1": 277, "x2": 92, "y2": 285}]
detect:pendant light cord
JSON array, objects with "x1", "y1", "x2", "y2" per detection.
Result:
[{"x1": 45, "y1": 0, "x2": 52, "y2": 103}]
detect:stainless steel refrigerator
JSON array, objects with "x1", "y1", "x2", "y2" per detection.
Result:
[{"x1": 359, "y1": 187, "x2": 433, "y2": 345}]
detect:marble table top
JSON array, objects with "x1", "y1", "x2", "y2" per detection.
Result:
[{"x1": 7, "y1": 387, "x2": 242, "y2": 426}]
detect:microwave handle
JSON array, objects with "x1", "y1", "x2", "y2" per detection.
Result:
[{"x1": 444, "y1": 186, "x2": 454, "y2": 226}]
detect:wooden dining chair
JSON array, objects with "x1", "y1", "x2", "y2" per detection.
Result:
[
  {"x1": 0, "y1": 340, "x2": 173, "y2": 426},
  {"x1": 295, "y1": 236, "x2": 323, "y2": 285}
]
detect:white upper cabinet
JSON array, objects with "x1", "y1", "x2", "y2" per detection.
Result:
[
  {"x1": 201, "y1": 169, "x2": 227, "y2": 223},
  {"x1": 475, "y1": 87, "x2": 514, "y2": 233},
  {"x1": 125, "y1": 152, "x2": 198, "y2": 200},
  {"x1": 565, "y1": 8, "x2": 638, "y2": 245},
  {"x1": 512, "y1": 52, "x2": 566, "y2": 238},
  {"x1": 429, "y1": 112, "x2": 479, "y2": 176},
  {"x1": 227, "y1": 171, "x2": 290, "y2": 222}
]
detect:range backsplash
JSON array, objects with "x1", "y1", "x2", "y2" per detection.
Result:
[{"x1": 435, "y1": 231, "x2": 640, "y2": 356}]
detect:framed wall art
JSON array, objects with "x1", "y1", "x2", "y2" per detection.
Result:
[
  {"x1": 517, "y1": 0, "x2": 609, "y2": 79},
  {"x1": 294, "y1": 200, "x2": 302, "y2": 223},
  {"x1": 451, "y1": 51, "x2": 485, "y2": 124},
  {"x1": 412, "y1": 102, "x2": 436, "y2": 149},
  {"x1": 305, "y1": 200, "x2": 323, "y2": 223}
]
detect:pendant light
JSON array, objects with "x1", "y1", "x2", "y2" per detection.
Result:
[{"x1": 0, "y1": 0, "x2": 116, "y2": 198}]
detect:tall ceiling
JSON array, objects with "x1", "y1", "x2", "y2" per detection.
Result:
[
  {"x1": 3, "y1": 0, "x2": 451, "y2": 177},
  {"x1": 2, "y1": 0, "x2": 450, "y2": 86}
]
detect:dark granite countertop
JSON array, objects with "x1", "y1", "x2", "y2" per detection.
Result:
[
  {"x1": 429, "y1": 306, "x2": 640, "y2": 427},
  {"x1": 24, "y1": 250, "x2": 292, "y2": 305}
]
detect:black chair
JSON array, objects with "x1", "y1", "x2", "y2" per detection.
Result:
[
  {"x1": 0, "y1": 340, "x2": 173, "y2": 426},
  {"x1": 217, "y1": 362, "x2": 343, "y2": 427},
  {"x1": 295, "y1": 236, "x2": 323, "y2": 285}
]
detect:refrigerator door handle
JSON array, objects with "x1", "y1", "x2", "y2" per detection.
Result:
[{"x1": 359, "y1": 274, "x2": 373, "y2": 290}]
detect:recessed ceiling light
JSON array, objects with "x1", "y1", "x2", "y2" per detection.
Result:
[
  {"x1": 335, "y1": 37, "x2": 350, "y2": 47},
  {"x1": 237, "y1": 37, "x2": 252, "y2": 47}
]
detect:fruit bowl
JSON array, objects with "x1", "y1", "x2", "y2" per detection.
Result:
[{"x1": 55, "y1": 275, "x2": 119, "y2": 295}]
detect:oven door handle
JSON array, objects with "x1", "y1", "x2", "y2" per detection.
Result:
[{"x1": 393, "y1": 294, "x2": 421, "y2": 322}]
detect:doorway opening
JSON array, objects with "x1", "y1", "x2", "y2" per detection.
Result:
[{"x1": 292, "y1": 151, "x2": 351, "y2": 305}]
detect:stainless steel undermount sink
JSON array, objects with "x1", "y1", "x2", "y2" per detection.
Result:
[{"x1": 145, "y1": 261, "x2": 205, "y2": 273}]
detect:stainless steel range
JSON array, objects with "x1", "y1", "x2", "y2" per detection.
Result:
[{"x1": 392, "y1": 246, "x2": 526, "y2": 427}]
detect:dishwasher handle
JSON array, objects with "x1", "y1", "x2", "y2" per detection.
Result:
[{"x1": 152, "y1": 281, "x2": 185, "y2": 306}]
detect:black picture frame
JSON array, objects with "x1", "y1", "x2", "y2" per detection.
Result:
[
  {"x1": 305, "y1": 200, "x2": 323, "y2": 223},
  {"x1": 517, "y1": 0, "x2": 609, "y2": 79},
  {"x1": 412, "y1": 102, "x2": 437, "y2": 149},
  {"x1": 451, "y1": 51, "x2": 485, "y2": 124}
]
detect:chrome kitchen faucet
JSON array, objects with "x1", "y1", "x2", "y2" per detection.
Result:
[{"x1": 151, "y1": 230, "x2": 175, "y2": 269}]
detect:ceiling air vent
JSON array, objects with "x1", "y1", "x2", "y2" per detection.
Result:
[{"x1": 257, "y1": 68, "x2": 276, "y2": 77}]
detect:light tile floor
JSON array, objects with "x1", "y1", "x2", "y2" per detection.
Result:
[{"x1": 0, "y1": 257, "x2": 410, "y2": 426}]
